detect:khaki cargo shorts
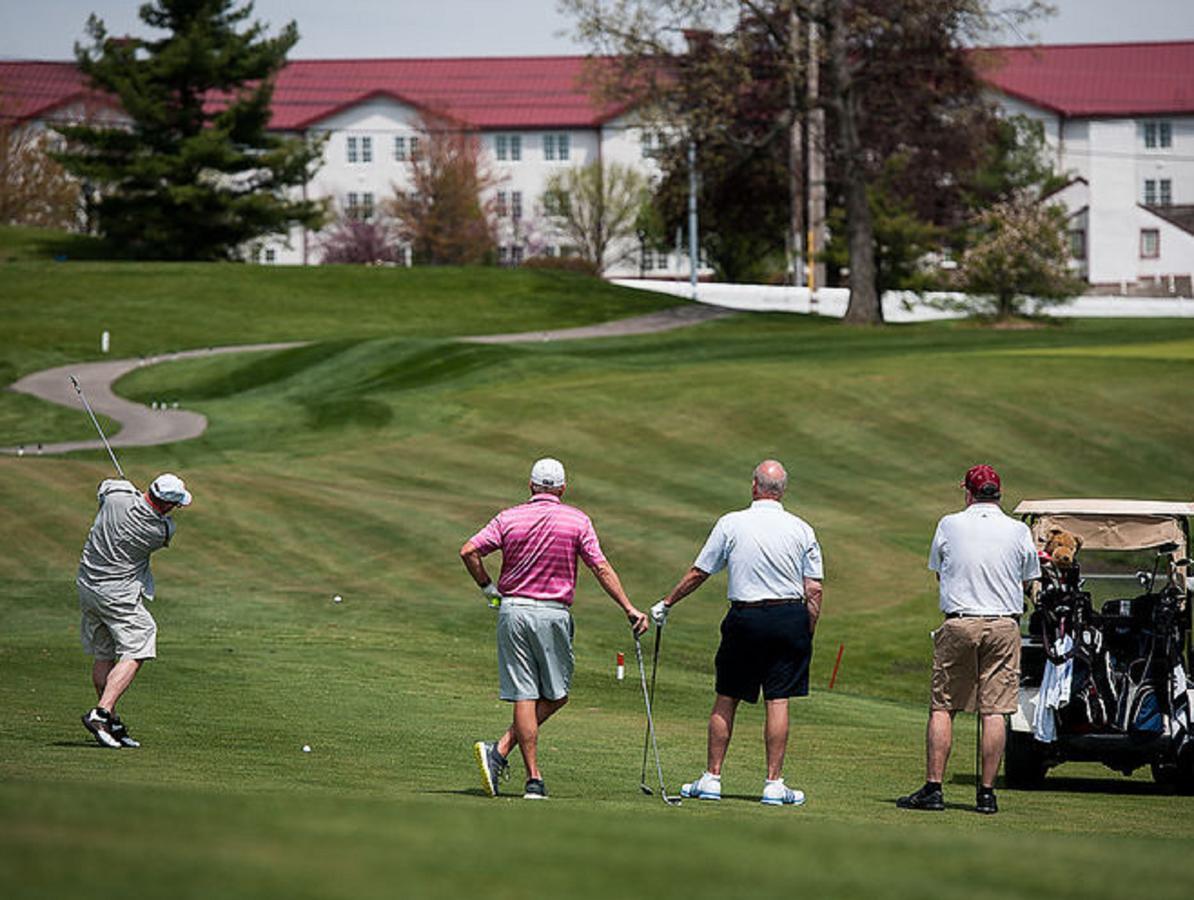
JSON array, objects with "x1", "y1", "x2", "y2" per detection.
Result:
[
  {"x1": 930, "y1": 616, "x2": 1020, "y2": 714},
  {"x1": 78, "y1": 584, "x2": 158, "y2": 662}
]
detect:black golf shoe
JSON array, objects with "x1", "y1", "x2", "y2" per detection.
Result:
[
  {"x1": 523, "y1": 778, "x2": 548, "y2": 800},
  {"x1": 81, "y1": 707, "x2": 121, "y2": 749},
  {"x1": 109, "y1": 714, "x2": 140, "y2": 748},
  {"x1": 976, "y1": 788, "x2": 998, "y2": 815},
  {"x1": 896, "y1": 783, "x2": 945, "y2": 811}
]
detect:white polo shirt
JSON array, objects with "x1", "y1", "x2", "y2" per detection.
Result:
[
  {"x1": 928, "y1": 502, "x2": 1040, "y2": 616},
  {"x1": 694, "y1": 499, "x2": 823, "y2": 602}
]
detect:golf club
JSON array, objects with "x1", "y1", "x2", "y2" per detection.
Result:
[
  {"x1": 69, "y1": 375, "x2": 125, "y2": 478},
  {"x1": 638, "y1": 624, "x2": 663, "y2": 795},
  {"x1": 633, "y1": 630, "x2": 681, "y2": 806}
]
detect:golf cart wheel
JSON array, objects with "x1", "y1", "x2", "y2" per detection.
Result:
[
  {"x1": 1004, "y1": 731, "x2": 1047, "y2": 789},
  {"x1": 1150, "y1": 761, "x2": 1181, "y2": 793}
]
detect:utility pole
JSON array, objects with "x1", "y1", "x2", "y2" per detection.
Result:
[
  {"x1": 807, "y1": 11, "x2": 827, "y2": 304},
  {"x1": 688, "y1": 138, "x2": 699, "y2": 300}
]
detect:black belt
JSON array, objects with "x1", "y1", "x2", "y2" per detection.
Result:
[
  {"x1": 945, "y1": 612, "x2": 1020, "y2": 621},
  {"x1": 730, "y1": 599, "x2": 804, "y2": 610}
]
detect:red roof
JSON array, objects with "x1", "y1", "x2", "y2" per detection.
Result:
[
  {"x1": 1, "y1": 56, "x2": 629, "y2": 130},
  {"x1": 974, "y1": 41, "x2": 1194, "y2": 117},
  {"x1": 4, "y1": 43, "x2": 1193, "y2": 129}
]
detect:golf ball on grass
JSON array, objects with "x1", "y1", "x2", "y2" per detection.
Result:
[
  {"x1": 302, "y1": 744, "x2": 311, "y2": 753},
  {"x1": 333, "y1": 594, "x2": 342, "y2": 603}
]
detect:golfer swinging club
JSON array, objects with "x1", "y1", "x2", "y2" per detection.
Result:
[
  {"x1": 461, "y1": 458, "x2": 649, "y2": 799},
  {"x1": 78, "y1": 473, "x2": 192, "y2": 749},
  {"x1": 652, "y1": 459, "x2": 823, "y2": 806}
]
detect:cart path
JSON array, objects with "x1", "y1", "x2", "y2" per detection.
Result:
[
  {"x1": 1, "y1": 343, "x2": 306, "y2": 456},
  {"x1": 2, "y1": 304, "x2": 731, "y2": 456},
  {"x1": 461, "y1": 302, "x2": 731, "y2": 343}
]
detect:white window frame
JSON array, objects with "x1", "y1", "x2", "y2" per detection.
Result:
[
  {"x1": 511, "y1": 191, "x2": 522, "y2": 221},
  {"x1": 1160, "y1": 179, "x2": 1172, "y2": 206},
  {"x1": 1144, "y1": 179, "x2": 1157, "y2": 205},
  {"x1": 362, "y1": 192, "x2": 374, "y2": 221},
  {"x1": 1140, "y1": 228, "x2": 1160, "y2": 259},
  {"x1": 347, "y1": 136, "x2": 359, "y2": 164},
  {"x1": 346, "y1": 192, "x2": 360, "y2": 219},
  {"x1": 496, "y1": 134, "x2": 508, "y2": 161},
  {"x1": 361, "y1": 136, "x2": 373, "y2": 163},
  {"x1": 543, "y1": 133, "x2": 555, "y2": 161},
  {"x1": 264, "y1": 247, "x2": 276, "y2": 264},
  {"x1": 496, "y1": 191, "x2": 508, "y2": 217},
  {"x1": 394, "y1": 136, "x2": 406, "y2": 161},
  {"x1": 409, "y1": 136, "x2": 421, "y2": 161}
]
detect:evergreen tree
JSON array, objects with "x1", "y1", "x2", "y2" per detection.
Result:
[{"x1": 55, "y1": 1, "x2": 325, "y2": 260}]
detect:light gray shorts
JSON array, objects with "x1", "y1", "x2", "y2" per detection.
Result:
[
  {"x1": 496, "y1": 598, "x2": 574, "y2": 701},
  {"x1": 78, "y1": 584, "x2": 158, "y2": 662}
]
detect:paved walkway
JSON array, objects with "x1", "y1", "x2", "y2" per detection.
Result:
[
  {"x1": 2, "y1": 343, "x2": 305, "y2": 456},
  {"x1": 4, "y1": 304, "x2": 729, "y2": 455}
]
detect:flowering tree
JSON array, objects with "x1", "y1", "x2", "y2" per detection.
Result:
[
  {"x1": 957, "y1": 194, "x2": 1083, "y2": 319},
  {"x1": 0, "y1": 104, "x2": 79, "y2": 228},
  {"x1": 318, "y1": 216, "x2": 403, "y2": 264}
]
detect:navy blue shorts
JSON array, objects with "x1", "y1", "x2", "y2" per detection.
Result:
[{"x1": 715, "y1": 602, "x2": 813, "y2": 702}]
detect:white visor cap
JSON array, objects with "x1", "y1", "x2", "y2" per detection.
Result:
[
  {"x1": 530, "y1": 457, "x2": 566, "y2": 489},
  {"x1": 150, "y1": 473, "x2": 192, "y2": 507}
]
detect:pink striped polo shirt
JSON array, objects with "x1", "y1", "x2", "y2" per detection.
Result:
[{"x1": 468, "y1": 493, "x2": 607, "y2": 604}]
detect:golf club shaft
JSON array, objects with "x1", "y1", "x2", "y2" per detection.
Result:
[
  {"x1": 639, "y1": 625, "x2": 662, "y2": 786},
  {"x1": 634, "y1": 633, "x2": 674, "y2": 802},
  {"x1": 69, "y1": 375, "x2": 125, "y2": 478}
]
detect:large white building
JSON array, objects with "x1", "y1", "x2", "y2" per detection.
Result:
[
  {"x1": 4, "y1": 41, "x2": 1194, "y2": 290},
  {"x1": 980, "y1": 42, "x2": 1194, "y2": 295}
]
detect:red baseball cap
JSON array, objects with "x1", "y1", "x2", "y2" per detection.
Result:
[{"x1": 962, "y1": 464, "x2": 1001, "y2": 498}]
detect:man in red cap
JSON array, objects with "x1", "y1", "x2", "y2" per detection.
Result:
[{"x1": 897, "y1": 464, "x2": 1039, "y2": 814}]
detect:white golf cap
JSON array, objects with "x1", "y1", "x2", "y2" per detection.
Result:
[
  {"x1": 150, "y1": 473, "x2": 192, "y2": 507},
  {"x1": 530, "y1": 457, "x2": 566, "y2": 489}
]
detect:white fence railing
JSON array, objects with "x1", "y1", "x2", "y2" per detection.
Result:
[{"x1": 611, "y1": 280, "x2": 1194, "y2": 320}]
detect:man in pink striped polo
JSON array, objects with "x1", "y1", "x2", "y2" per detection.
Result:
[{"x1": 460, "y1": 457, "x2": 648, "y2": 800}]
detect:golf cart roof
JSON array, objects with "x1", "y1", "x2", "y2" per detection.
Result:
[
  {"x1": 1014, "y1": 500, "x2": 1194, "y2": 517},
  {"x1": 1014, "y1": 499, "x2": 1192, "y2": 554}
]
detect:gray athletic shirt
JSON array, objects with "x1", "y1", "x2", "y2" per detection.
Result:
[{"x1": 77, "y1": 479, "x2": 175, "y2": 602}]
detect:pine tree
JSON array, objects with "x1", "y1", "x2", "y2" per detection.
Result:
[{"x1": 55, "y1": 1, "x2": 325, "y2": 260}]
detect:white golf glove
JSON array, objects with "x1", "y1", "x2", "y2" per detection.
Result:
[
  {"x1": 650, "y1": 600, "x2": 669, "y2": 626},
  {"x1": 481, "y1": 582, "x2": 502, "y2": 610}
]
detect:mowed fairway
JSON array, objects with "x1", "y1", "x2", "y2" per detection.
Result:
[{"x1": 2, "y1": 244, "x2": 1193, "y2": 898}]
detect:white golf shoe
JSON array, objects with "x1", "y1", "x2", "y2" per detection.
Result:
[
  {"x1": 680, "y1": 772, "x2": 722, "y2": 800},
  {"x1": 761, "y1": 778, "x2": 805, "y2": 806}
]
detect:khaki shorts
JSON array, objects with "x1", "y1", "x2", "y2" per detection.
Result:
[
  {"x1": 79, "y1": 584, "x2": 158, "y2": 662},
  {"x1": 930, "y1": 617, "x2": 1020, "y2": 714}
]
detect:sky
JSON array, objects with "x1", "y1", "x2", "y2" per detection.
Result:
[{"x1": 1, "y1": 0, "x2": 1192, "y2": 61}]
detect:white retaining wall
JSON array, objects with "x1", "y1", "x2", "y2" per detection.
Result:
[{"x1": 611, "y1": 280, "x2": 1194, "y2": 320}]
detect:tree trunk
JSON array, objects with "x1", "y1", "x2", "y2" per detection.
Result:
[
  {"x1": 787, "y1": 7, "x2": 804, "y2": 286},
  {"x1": 827, "y1": 0, "x2": 882, "y2": 324}
]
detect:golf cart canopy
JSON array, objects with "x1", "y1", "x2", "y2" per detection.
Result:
[{"x1": 1013, "y1": 499, "x2": 1194, "y2": 554}]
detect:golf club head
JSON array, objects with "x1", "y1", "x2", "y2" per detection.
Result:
[
  {"x1": 663, "y1": 795, "x2": 682, "y2": 806},
  {"x1": 640, "y1": 783, "x2": 653, "y2": 796}
]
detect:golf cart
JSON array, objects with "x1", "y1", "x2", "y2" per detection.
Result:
[{"x1": 1008, "y1": 500, "x2": 1194, "y2": 792}]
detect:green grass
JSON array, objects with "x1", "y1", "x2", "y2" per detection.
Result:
[{"x1": 2, "y1": 235, "x2": 1192, "y2": 898}]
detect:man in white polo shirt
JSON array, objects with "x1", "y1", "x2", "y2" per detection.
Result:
[
  {"x1": 897, "y1": 464, "x2": 1039, "y2": 815},
  {"x1": 652, "y1": 459, "x2": 823, "y2": 806}
]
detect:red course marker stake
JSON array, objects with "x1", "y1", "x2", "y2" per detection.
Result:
[
  {"x1": 616, "y1": 651, "x2": 625, "y2": 681},
  {"x1": 828, "y1": 643, "x2": 845, "y2": 690}
]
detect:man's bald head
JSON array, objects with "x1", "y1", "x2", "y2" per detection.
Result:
[{"x1": 752, "y1": 459, "x2": 788, "y2": 500}]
